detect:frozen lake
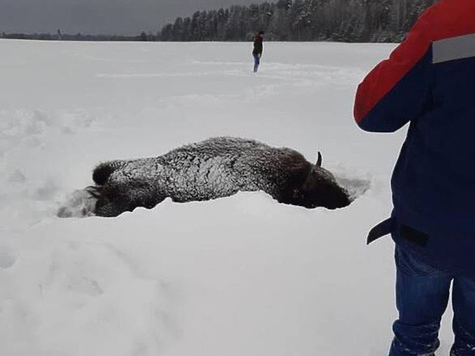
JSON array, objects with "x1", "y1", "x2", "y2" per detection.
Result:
[{"x1": 0, "y1": 40, "x2": 454, "y2": 356}]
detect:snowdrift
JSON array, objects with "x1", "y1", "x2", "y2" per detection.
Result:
[{"x1": 0, "y1": 40, "x2": 454, "y2": 356}]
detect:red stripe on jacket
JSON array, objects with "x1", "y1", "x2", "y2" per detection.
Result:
[{"x1": 354, "y1": 0, "x2": 475, "y2": 124}]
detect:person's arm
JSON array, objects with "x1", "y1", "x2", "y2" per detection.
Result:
[{"x1": 354, "y1": 5, "x2": 438, "y2": 133}]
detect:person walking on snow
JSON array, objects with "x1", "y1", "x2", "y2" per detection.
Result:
[
  {"x1": 252, "y1": 31, "x2": 264, "y2": 73},
  {"x1": 354, "y1": 0, "x2": 475, "y2": 355}
]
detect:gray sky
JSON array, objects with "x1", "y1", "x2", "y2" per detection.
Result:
[{"x1": 0, "y1": 0, "x2": 258, "y2": 35}]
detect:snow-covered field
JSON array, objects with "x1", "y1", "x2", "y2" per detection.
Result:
[{"x1": 0, "y1": 40, "x2": 453, "y2": 355}]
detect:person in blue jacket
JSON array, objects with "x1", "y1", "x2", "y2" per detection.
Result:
[{"x1": 354, "y1": 0, "x2": 475, "y2": 355}]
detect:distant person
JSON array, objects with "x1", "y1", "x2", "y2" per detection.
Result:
[
  {"x1": 252, "y1": 31, "x2": 264, "y2": 73},
  {"x1": 354, "y1": 0, "x2": 475, "y2": 355}
]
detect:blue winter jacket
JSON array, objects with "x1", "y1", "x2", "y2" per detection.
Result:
[{"x1": 354, "y1": 0, "x2": 475, "y2": 276}]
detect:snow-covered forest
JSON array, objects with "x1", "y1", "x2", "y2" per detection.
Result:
[{"x1": 159, "y1": 0, "x2": 438, "y2": 42}]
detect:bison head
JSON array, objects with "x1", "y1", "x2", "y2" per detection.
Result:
[{"x1": 290, "y1": 152, "x2": 351, "y2": 209}]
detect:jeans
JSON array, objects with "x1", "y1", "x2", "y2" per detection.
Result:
[
  {"x1": 253, "y1": 53, "x2": 260, "y2": 72},
  {"x1": 389, "y1": 246, "x2": 475, "y2": 356}
]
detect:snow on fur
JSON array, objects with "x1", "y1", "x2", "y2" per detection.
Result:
[{"x1": 59, "y1": 137, "x2": 351, "y2": 217}]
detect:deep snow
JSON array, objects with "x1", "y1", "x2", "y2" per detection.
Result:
[{"x1": 0, "y1": 40, "x2": 454, "y2": 356}]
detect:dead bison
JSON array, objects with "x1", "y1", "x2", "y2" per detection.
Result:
[{"x1": 84, "y1": 137, "x2": 351, "y2": 217}]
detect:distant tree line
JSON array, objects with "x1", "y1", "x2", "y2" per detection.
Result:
[
  {"x1": 0, "y1": 31, "x2": 156, "y2": 42},
  {"x1": 0, "y1": 0, "x2": 438, "y2": 43},
  {"x1": 159, "y1": 0, "x2": 438, "y2": 42}
]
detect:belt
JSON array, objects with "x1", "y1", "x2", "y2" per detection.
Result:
[{"x1": 367, "y1": 217, "x2": 429, "y2": 247}]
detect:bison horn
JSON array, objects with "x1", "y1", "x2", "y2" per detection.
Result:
[{"x1": 316, "y1": 151, "x2": 322, "y2": 167}]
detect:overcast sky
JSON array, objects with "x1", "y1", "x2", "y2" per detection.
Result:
[{"x1": 0, "y1": 0, "x2": 259, "y2": 35}]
